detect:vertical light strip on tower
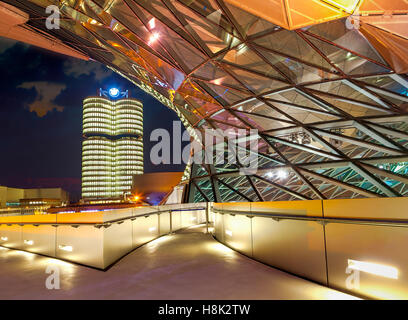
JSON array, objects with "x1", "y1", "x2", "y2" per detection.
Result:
[{"x1": 81, "y1": 89, "x2": 143, "y2": 200}]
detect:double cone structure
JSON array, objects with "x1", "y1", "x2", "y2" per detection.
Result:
[{"x1": 1, "y1": 0, "x2": 408, "y2": 202}]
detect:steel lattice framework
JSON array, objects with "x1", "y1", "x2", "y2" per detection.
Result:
[{"x1": 3, "y1": 0, "x2": 408, "y2": 202}]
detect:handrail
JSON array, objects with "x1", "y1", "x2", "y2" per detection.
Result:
[
  {"x1": 212, "y1": 208, "x2": 408, "y2": 228},
  {"x1": 0, "y1": 206, "x2": 207, "y2": 227},
  {"x1": 100, "y1": 207, "x2": 207, "y2": 226}
]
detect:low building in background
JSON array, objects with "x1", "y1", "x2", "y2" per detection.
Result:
[
  {"x1": 132, "y1": 172, "x2": 184, "y2": 205},
  {"x1": 47, "y1": 202, "x2": 139, "y2": 214},
  {"x1": 0, "y1": 186, "x2": 69, "y2": 215}
]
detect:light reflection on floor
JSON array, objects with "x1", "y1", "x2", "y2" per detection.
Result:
[{"x1": 0, "y1": 225, "x2": 358, "y2": 300}]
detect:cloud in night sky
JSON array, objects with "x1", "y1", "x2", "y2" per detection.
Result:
[
  {"x1": 63, "y1": 59, "x2": 113, "y2": 81},
  {"x1": 19, "y1": 81, "x2": 66, "y2": 117},
  {"x1": 0, "y1": 38, "x2": 19, "y2": 53}
]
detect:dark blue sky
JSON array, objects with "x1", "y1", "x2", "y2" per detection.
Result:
[{"x1": 0, "y1": 38, "x2": 187, "y2": 200}]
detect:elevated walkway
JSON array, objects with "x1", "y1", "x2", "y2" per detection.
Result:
[
  {"x1": 1, "y1": 198, "x2": 408, "y2": 299},
  {"x1": 0, "y1": 225, "x2": 356, "y2": 300}
]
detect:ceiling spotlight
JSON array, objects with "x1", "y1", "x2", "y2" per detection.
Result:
[
  {"x1": 277, "y1": 169, "x2": 288, "y2": 179},
  {"x1": 211, "y1": 77, "x2": 224, "y2": 86},
  {"x1": 266, "y1": 172, "x2": 274, "y2": 178},
  {"x1": 148, "y1": 18, "x2": 156, "y2": 30},
  {"x1": 290, "y1": 133, "x2": 299, "y2": 144},
  {"x1": 148, "y1": 32, "x2": 160, "y2": 46},
  {"x1": 301, "y1": 134, "x2": 311, "y2": 145},
  {"x1": 330, "y1": 138, "x2": 343, "y2": 148}
]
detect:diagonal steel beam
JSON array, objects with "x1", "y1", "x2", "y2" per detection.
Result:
[
  {"x1": 298, "y1": 168, "x2": 380, "y2": 198},
  {"x1": 349, "y1": 162, "x2": 401, "y2": 197},
  {"x1": 353, "y1": 121, "x2": 407, "y2": 152},
  {"x1": 264, "y1": 135, "x2": 344, "y2": 160},
  {"x1": 216, "y1": 177, "x2": 253, "y2": 202},
  {"x1": 246, "y1": 175, "x2": 264, "y2": 201},
  {"x1": 313, "y1": 128, "x2": 407, "y2": 156},
  {"x1": 360, "y1": 163, "x2": 408, "y2": 186},
  {"x1": 253, "y1": 174, "x2": 310, "y2": 200}
]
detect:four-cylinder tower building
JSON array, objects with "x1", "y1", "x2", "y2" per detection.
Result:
[{"x1": 81, "y1": 88, "x2": 143, "y2": 200}]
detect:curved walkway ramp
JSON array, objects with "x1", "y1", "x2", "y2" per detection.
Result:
[{"x1": 0, "y1": 225, "x2": 356, "y2": 300}]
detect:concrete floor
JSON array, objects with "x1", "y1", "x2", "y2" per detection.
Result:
[{"x1": 0, "y1": 225, "x2": 357, "y2": 300}]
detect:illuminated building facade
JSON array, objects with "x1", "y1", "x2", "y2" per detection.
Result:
[
  {"x1": 82, "y1": 89, "x2": 144, "y2": 200},
  {"x1": 2, "y1": 0, "x2": 408, "y2": 203},
  {"x1": 0, "y1": 186, "x2": 69, "y2": 215}
]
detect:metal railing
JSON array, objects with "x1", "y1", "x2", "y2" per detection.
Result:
[
  {"x1": 210, "y1": 201, "x2": 408, "y2": 300},
  {"x1": 212, "y1": 207, "x2": 408, "y2": 228},
  {"x1": 0, "y1": 203, "x2": 209, "y2": 269}
]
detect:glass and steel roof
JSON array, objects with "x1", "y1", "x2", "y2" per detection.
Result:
[{"x1": 3, "y1": 0, "x2": 408, "y2": 202}]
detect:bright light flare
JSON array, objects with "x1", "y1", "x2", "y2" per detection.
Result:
[
  {"x1": 148, "y1": 18, "x2": 156, "y2": 30},
  {"x1": 130, "y1": 194, "x2": 141, "y2": 203},
  {"x1": 0, "y1": 237, "x2": 8, "y2": 241},
  {"x1": 148, "y1": 32, "x2": 160, "y2": 46},
  {"x1": 225, "y1": 230, "x2": 233, "y2": 237},
  {"x1": 266, "y1": 169, "x2": 288, "y2": 179},
  {"x1": 148, "y1": 227, "x2": 156, "y2": 232},
  {"x1": 24, "y1": 240, "x2": 34, "y2": 245},
  {"x1": 211, "y1": 77, "x2": 224, "y2": 86},
  {"x1": 348, "y1": 259, "x2": 398, "y2": 279},
  {"x1": 109, "y1": 87, "x2": 120, "y2": 98},
  {"x1": 277, "y1": 169, "x2": 288, "y2": 179}
]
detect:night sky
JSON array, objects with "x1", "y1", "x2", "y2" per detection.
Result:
[{"x1": 0, "y1": 37, "x2": 188, "y2": 201}]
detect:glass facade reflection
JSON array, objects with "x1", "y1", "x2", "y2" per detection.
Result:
[{"x1": 3, "y1": 0, "x2": 408, "y2": 203}]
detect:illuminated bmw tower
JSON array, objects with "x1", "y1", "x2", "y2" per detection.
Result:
[{"x1": 82, "y1": 88, "x2": 144, "y2": 200}]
